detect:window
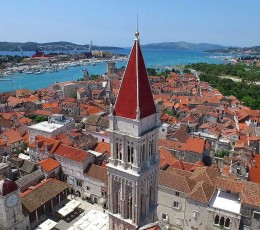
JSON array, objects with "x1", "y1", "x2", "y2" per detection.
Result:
[
  {"x1": 225, "y1": 218, "x2": 230, "y2": 228},
  {"x1": 214, "y1": 215, "x2": 219, "y2": 225},
  {"x1": 254, "y1": 211, "x2": 260, "y2": 220},
  {"x1": 220, "y1": 216, "x2": 225, "y2": 226},
  {"x1": 175, "y1": 191, "x2": 180, "y2": 196},
  {"x1": 101, "y1": 191, "x2": 107, "y2": 197},
  {"x1": 86, "y1": 186, "x2": 90, "y2": 191},
  {"x1": 116, "y1": 143, "x2": 122, "y2": 160},
  {"x1": 193, "y1": 211, "x2": 199, "y2": 220},
  {"x1": 127, "y1": 146, "x2": 134, "y2": 164},
  {"x1": 162, "y1": 213, "x2": 168, "y2": 221},
  {"x1": 76, "y1": 180, "x2": 82, "y2": 187},
  {"x1": 173, "y1": 201, "x2": 180, "y2": 209}
]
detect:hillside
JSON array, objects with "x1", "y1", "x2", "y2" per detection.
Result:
[
  {"x1": 142, "y1": 41, "x2": 227, "y2": 50},
  {"x1": 205, "y1": 46, "x2": 260, "y2": 54},
  {"x1": 0, "y1": 41, "x2": 123, "y2": 51}
]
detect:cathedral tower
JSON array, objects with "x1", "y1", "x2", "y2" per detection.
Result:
[{"x1": 107, "y1": 31, "x2": 160, "y2": 230}]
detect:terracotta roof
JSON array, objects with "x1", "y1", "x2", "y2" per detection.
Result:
[
  {"x1": 184, "y1": 137, "x2": 207, "y2": 154},
  {"x1": 159, "y1": 147, "x2": 180, "y2": 169},
  {"x1": 249, "y1": 154, "x2": 260, "y2": 184},
  {"x1": 30, "y1": 135, "x2": 60, "y2": 154},
  {"x1": 190, "y1": 167, "x2": 218, "y2": 186},
  {"x1": 241, "y1": 181, "x2": 260, "y2": 206},
  {"x1": 187, "y1": 181, "x2": 215, "y2": 203},
  {"x1": 54, "y1": 144, "x2": 88, "y2": 163},
  {"x1": 35, "y1": 109, "x2": 52, "y2": 117},
  {"x1": 216, "y1": 177, "x2": 242, "y2": 193},
  {"x1": 114, "y1": 35, "x2": 156, "y2": 119},
  {"x1": 159, "y1": 170, "x2": 195, "y2": 194},
  {"x1": 84, "y1": 164, "x2": 108, "y2": 184},
  {"x1": 2, "y1": 129, "x2": 23, "y2": 144},
  {"x1": 21, "y1": 179, "x2": 69, "y2": 213},
  {"x1": 158, "y1": 139, "x2": 184, "y2": 151},
  {"x1": 93, "y1": 142, "x2": 110, "y2": 156},
  {"x1": 19, "y1": 117, "x2": 32, "y2": 125},
  {"x1": 38, "y1": 158, "x2": 60, "y2": 172}
]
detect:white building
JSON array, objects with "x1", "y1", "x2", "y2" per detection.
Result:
[{"x1": 28, "y1": 114, "x2": 75, "y2": 143}]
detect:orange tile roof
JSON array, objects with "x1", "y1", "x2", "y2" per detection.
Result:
[
  {"x1": 94, "y1": 142, "x2": 110, "y2": 156},
  {"x1": 54, "y1": 144, "x2": 88, "y2": 163},
  {"x1": 42, "y1": 102, "x2": 58, "y2": 109},
  {"x1": 184, "y1": 137, "x2": 206, "y2": 154},
  {"x1": 84, "y1": 164, "x2": 108, "y2": 184},
  {"x1": 187, "y1": 181, "x2": 215, "y2": 203},
  {"x1": 38, "y1": 158, "x2": 60, "y2": 172},
  {"x1": 19, "y1": 117, "x2": 32, "y2": 125},
  {"x1": 35, "y1": 109, "x2": 52, "y2": 117},
  {"x1": 249, "y1": 154, "x2": 260, "y2": 184},
  {"x1": 2, "y1": 129, "x2": 23, "y2": 144},
  {"x1": 30, "y1": 135, "x2": 60, "y2": 154},
  {"x1": 216, "y1": 177, "x2": 242, "y2": 193},
  {"x1": 242, "y1": 181, "x2": 260, "y2": 206},
  {"x1": 158, "y1": 139, "x2": 184, "y2": 151}
]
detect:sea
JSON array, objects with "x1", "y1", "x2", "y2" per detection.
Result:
[{"x1": 0, "y1": 49, "x2": 226, "y2": 93}]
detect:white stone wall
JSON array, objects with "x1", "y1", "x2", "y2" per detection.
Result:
[
  {"x1": 157, "y1": 186, "x2": 186, "y2": 228},
  {"x1": 184, "y1": 199, "x2": 209, "y2": 230}
]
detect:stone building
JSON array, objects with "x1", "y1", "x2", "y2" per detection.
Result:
[
  {"x1": 107, "y1": 31, "x2": 160, "y2": 229},
  {"x1": 28, "y1": 114, "x2": 75, "y2": 143}
]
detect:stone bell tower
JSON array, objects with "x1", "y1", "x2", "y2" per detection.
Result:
[{"x1": 107, "y1": 31, "x2": 160, "y2": 230}]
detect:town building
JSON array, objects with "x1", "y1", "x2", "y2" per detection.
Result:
[{"x1": 28, "y1": 114, "x2": 75, "y2": 143}]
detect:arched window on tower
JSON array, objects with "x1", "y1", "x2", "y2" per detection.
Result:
[
  {"x1": 129, "y1": 196, "x2": 132, "y2": 219},
  {"x1": 149, "y1": 187, "x2": 153, "y2": 207},
  {"x1": 214, "y1": 215, "x2": 219, "y2": 225},
  {"x1": 220, "y1": 216, "x2": 225, "y2": 226},
  {"x1": 140, "y1": 194, "x2": 146, "y2": 216},
  {"x1": 115, "y1": 191, "x2": 120, "y2": 214},
  {"x1": 126, "y1": 196, "x2": 132, "y2": 219},
  {"x1": 127, "y1": 145, "x2": 134, "y2": 164},
  {"x1": 225, "y1": 218, "x2": 230, "y2": 228},
  {"x1": 131, "y1": 146, "x2": 134, "y2": 163},
  {"x1": 116, "y1": 142, "x2": 122, "y2": 160}
]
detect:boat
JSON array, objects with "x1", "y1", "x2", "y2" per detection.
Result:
[{"x1": 35, "y1": 70, "x2": 44, "y2": 75}]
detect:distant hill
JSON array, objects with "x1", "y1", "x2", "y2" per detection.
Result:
[
  {"x1": 0, "y1": 41, "x2": 123, "y2": 51},
  {"x1": 205, "y1": 46, "x2": 260, "y2": 54},
  {"x1": 141, "y1": 41, "x2": 228, "y2": 50}
]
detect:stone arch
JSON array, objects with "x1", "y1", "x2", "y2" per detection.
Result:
[
  {"x1": 225, "y1": 218, "x2": 230, "y2": 228},
  {"x1": 214, "y1": 215, "x2": 219, "y2": 225}
]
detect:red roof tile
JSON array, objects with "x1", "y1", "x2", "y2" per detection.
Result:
[
  {"x1": 54, "y1": 144, "x2": 88, "y2": 163},
  {"x1": 38, "y1": 158, "x2": 60, "y2": 172},
  {"x1": 2, "y1": 129, "x2": 23, "y2": 144}
]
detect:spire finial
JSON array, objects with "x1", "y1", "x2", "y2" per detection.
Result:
[{"x1": 135, "y1": 14, "x2": 139, "y2": 41}]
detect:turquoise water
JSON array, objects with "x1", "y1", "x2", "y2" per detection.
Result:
[{"x1": 0, "y1": 49, "x2": 224, "y2": 92}]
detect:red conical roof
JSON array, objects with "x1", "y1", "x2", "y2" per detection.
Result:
[{"x1": 114, "y1": 34, "x2": 156, "y2": 119}]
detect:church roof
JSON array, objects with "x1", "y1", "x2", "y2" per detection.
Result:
[{"x1": 114, "y1": 32, "x2": 156, "y2": 119}]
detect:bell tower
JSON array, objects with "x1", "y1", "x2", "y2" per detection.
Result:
[
  {"x1": 0, "y1": 177, "x2": 29, "y2": 229},
  {"x1": 107, "y1": 31, "x2": 160, "y2": 230}
]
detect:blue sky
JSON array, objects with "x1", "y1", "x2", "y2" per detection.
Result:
[{"x1": 1, "y1": 0, "x2": 259, "y2": 47}]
